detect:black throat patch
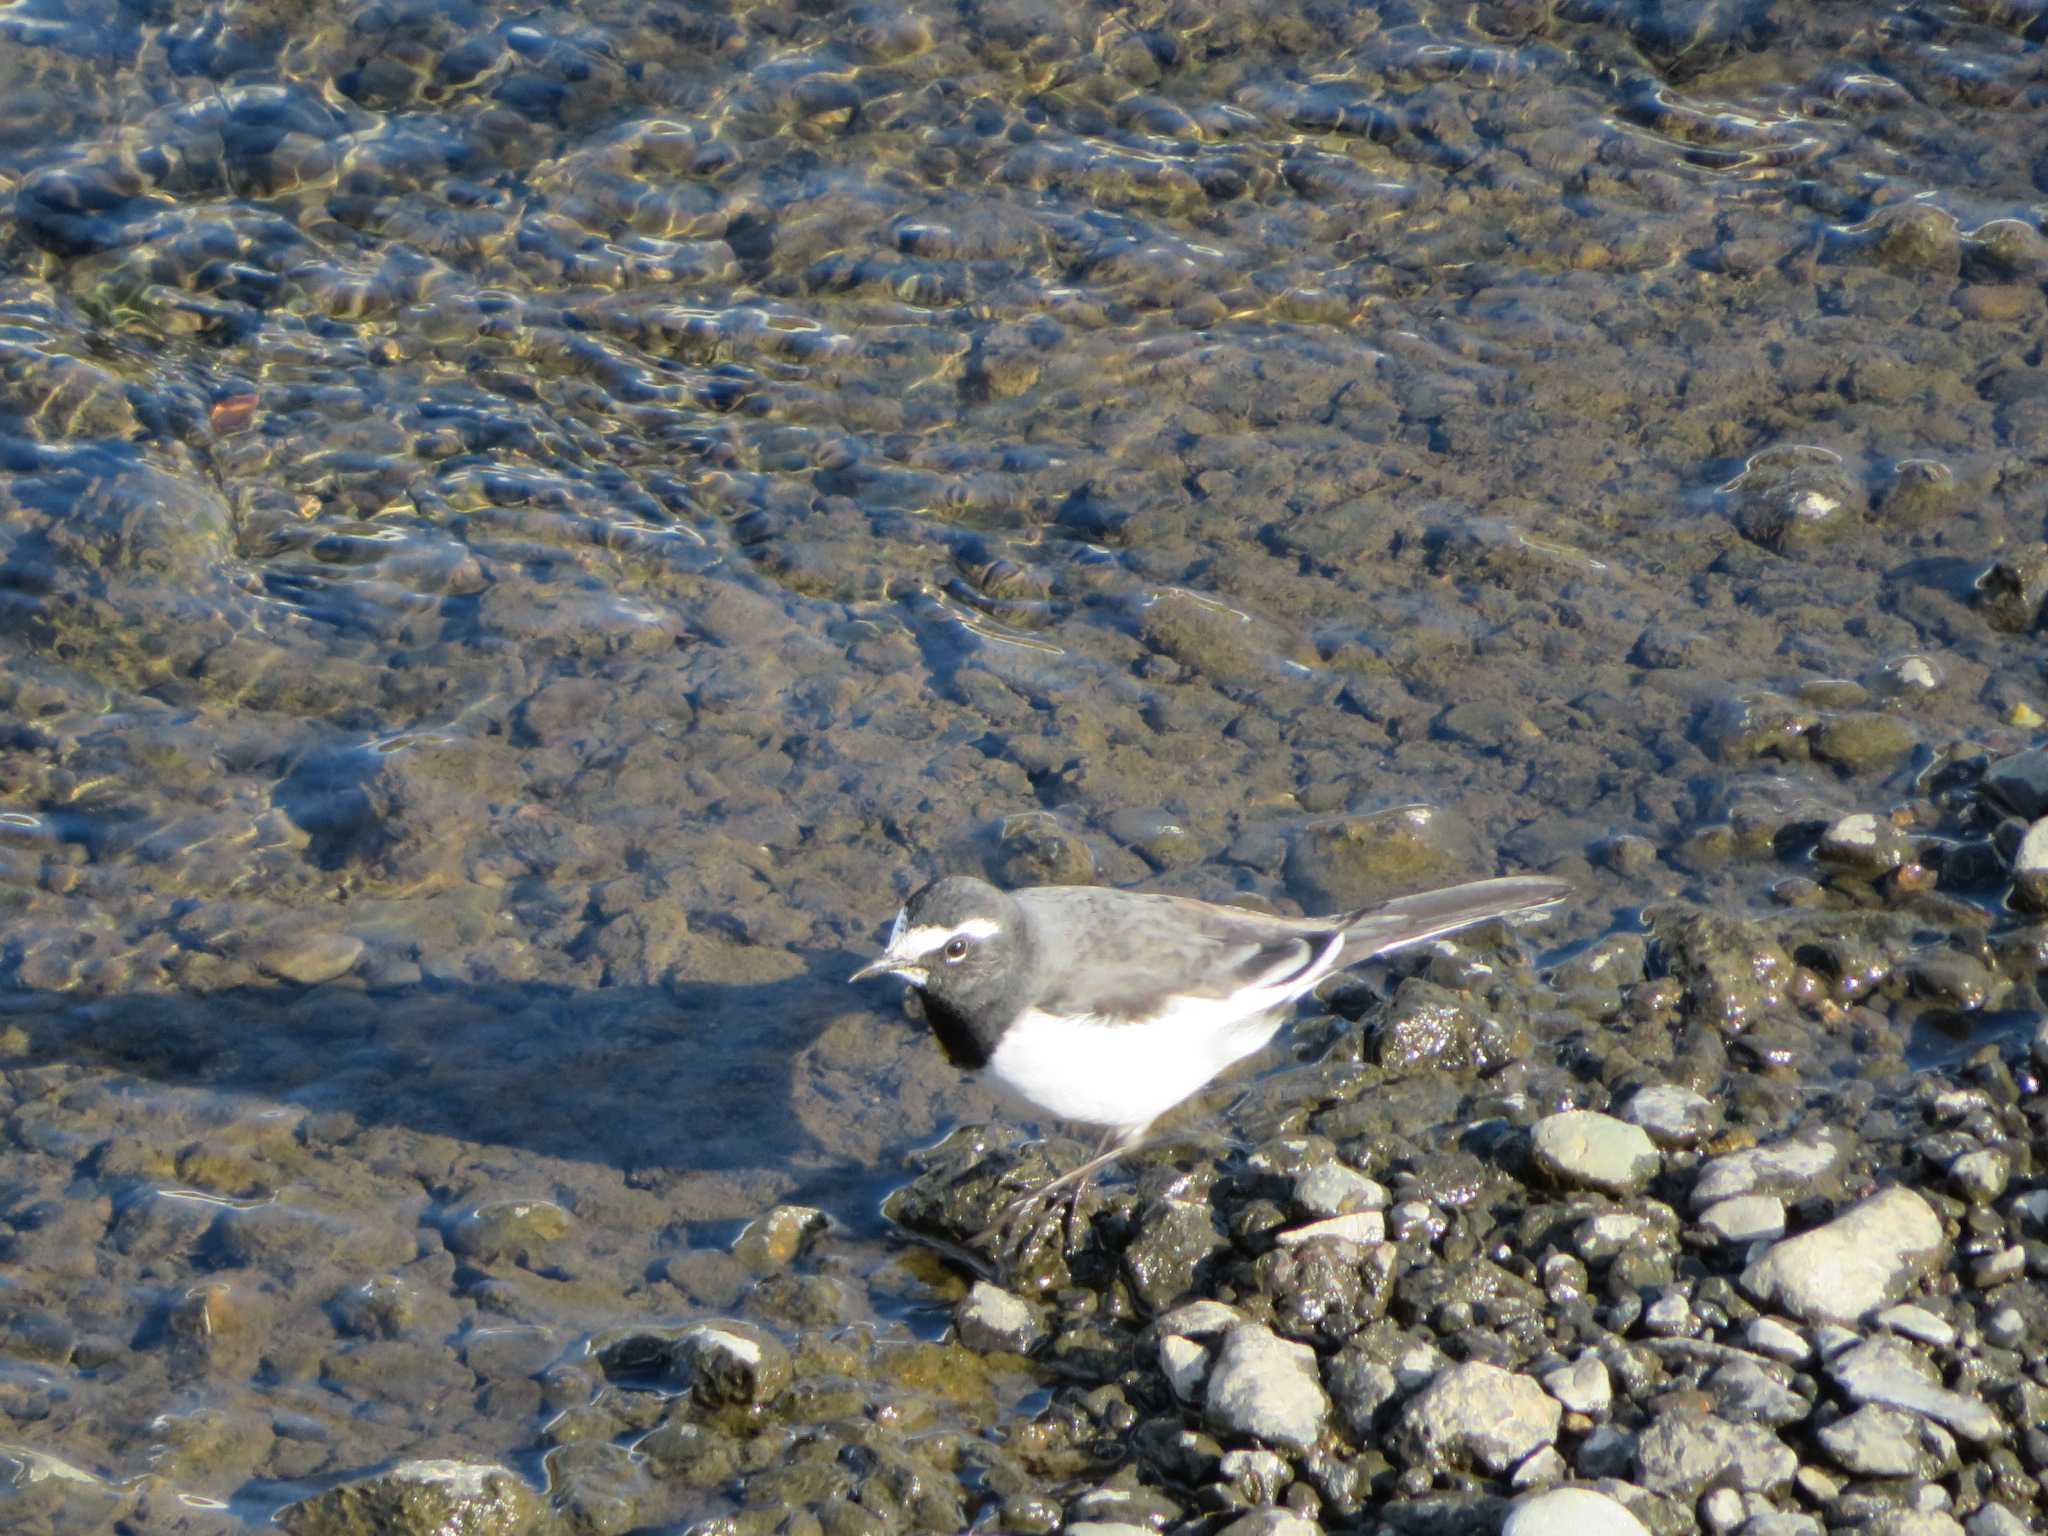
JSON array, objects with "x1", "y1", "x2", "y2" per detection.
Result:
[{"x1": 919, "y1": 990, "x2": 994, "y2": 1071}]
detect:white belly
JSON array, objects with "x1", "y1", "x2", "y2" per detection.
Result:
[{"x1": 984, "y1": 1003, "x2": 1287, "y2": 1137}]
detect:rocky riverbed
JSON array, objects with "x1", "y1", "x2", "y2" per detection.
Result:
[{"x1": 4, "y1": 0, "x2": 2048, "y2": 1530}]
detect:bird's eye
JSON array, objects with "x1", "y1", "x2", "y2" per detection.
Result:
[{"x1": 943, "y1": 937, "x2": 969, "y2": 961}]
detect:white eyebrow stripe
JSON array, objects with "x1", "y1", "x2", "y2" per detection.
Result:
[{"x1": 896, "y1": 917, "x2": 1001, "y2": 958}]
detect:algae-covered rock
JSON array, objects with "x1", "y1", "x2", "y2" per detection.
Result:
[{"x1": 276, "y1": 1459, "x2": 540, "y2": 1536}]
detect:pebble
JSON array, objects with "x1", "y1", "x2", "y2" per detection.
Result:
[
  {"x1": 1292, "y1": 1162, "x2": 1387, "y2": 1217},
  {"x1": 1203, "y1": 1323, "x2": 1329, "y2": 1453},
  {"x1": 1633, "y1": 1412, "x2": 1797, "y2": 1497},
  {"x1": 1876, "y1": 1304, "x2": 1955, "y2": 1347},
  {"x1": 1214, "y1": 1511, "x2": 1323, "y2": 1536},
  {"x1": 1621, "y1": 1085, "x2": 1719, "y2": 1146},
  {"x1": 1708, "y1": 1358, "x2": 1807, "y2": 1427},
  {"x1": 1502, "y1": 1486, "x2": 1650, "y2": 1536},
  {"x1": 2011, "y1": 821, "x2": 2048, "y2": 911},
  {"x1": 1540, "y1": 1355, "x2": 1612, "y2": 1417},
  {"x1": 1391, "y1": 1360, "x2": 1560, "y2": 1474},
  {"x1": 1692, "y1": 1135, "x2": 1842, "y2": 1210},
  {"x1": 1743, "y1": 1316, "x2": 1811, "y2": 1364},
  {"x1": 1739, "y1": 1186, "x2": 1943, "y2": 1324},
  {"x1": 730, "y1": 1205, "x2": 826, "y2": 1273},
  {"x1": 1827, "y1": 1336, "x2": 2002, "y2": 1442},
  {"x1": 1700, "y1": 1195, "x2": 1788, "y2": 1245},
  {"x1": 955, "y1": 1282, "x2": 1042, "y2": 1355},
  {"x1": 1530, "y1": 1110, "x2": 1660, "y2": 1195},
  {"x1": 1815, "y1": 1403, "x2": 1957, "y2": 1477},
  {"x1": 1275, "y1": 1211, "x2": 1384, "y2": 1247},
  {"x1": 252, "y1": 930, "x2": 364, "y2": 985},
  {"x1": 1159, "y1": 1335, "x2": 1209, "y2": 1401},
  {"x1": 1966, "y1": 1506, "x2": 2033, "y2": 1536},
  {"x1": 1816, "y1": 812, "x2": 1914, "y2": 873}
]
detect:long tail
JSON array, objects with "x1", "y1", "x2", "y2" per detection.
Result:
[{"x1": 1336, "y1": 876, "x2": 1568, "y2": 959}]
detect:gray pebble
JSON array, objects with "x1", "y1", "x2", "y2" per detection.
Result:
[
  {"x1": 1292, "y1": 1161, "x2": 1386, "y2": 1217},
  {"x1": 1634, "y1": 1412, "x2": 1796, "y2": 1497},
  {"x1": 1502, "y1": 1487, "x2": 1649, "y2": 1536},
  {"x1": 1531, "y1": 1110, "x2": 1660, "y2": 1195},
  {"x1": 1693, "y1": 1135, "x2": 1843, "y2": 1210},
  {"x1": 1876, "y1": 1304, "x2": 1955, "y2": 1347},
  {"x1": 1540, "y1": 1355, "x2": 1611, "y2": 1417},
  {"x1": 1700, "y1": 1195, "x2": 1788, "y2": 1245},
  {"x1": 1743, "y1": 1316, "x2": 1811, "y2": 1364},
  {"x1": 1815, "y1": 1402, "x2": 1957, "y2": 1478},
  {"x1": 1621, "y1": 1085, "x2": 1720, "y2": 1146},
  {"x1": 253, "y1": 930, "x2": 364, "y2": 985},
  {"x1": 1827, "y1": 1336, "x2": 2002, "y2": 1442}
]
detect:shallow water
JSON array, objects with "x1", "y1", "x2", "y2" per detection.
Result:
[{"x1": 1, "y1": 0, "x2": 2044, "y2": 1527}]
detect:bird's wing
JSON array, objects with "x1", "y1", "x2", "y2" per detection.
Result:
[
  {"x1": 1016, "y1": 887, "x2": 1344, "y2": 1024},
  {"x1": 1336, "y1": 876, "x2": 1569, "y2": 957}
]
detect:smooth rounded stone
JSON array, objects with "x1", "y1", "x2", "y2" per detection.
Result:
[
  {"x1": 1064, "y1": 1524, "x2": 1153, "y2": 1536},
  {"x1": 446, "y1": 1199, "x2": 575, "y2": 1263},
  {"x1": 1976, "y1": 555, "x2": 2048, "y2": 636},
  {"x1": 1124, "y1": 1199, "x2": 1228, "y2": 1311},
  {"x1": 1816, "y1": 1403, "x2": 1958, "y2": 1478},
  {"x1": 1530, "y1": 1111, "x2": 1660, "y2": 1196},
  {"x1": 252, "y1": 930, "x2": 364, "y2": 985},
  {"x1": 1983, "y1": 1306, "x2": 2026, "y2": 1349},
  {"x1": 1877, "y1": 1305, "x2": 1956, "y2": 1348},
  {"x1": 1701, "y1": 1489, "x2": 1745, "y2": 1533},
  {"x1": 1621, "y1": 1085, "x2": 1720, "y2": 1147},
  {"x1": 1390, "y1": 1360, "x2": 1560, "y2": 1475},
  {"x1": 1692, "y1": 1135, "x2": 1844, "y2": 1211},
  {"x1": 955, "y1": 1281, "x2": 1042, "y2": 1355},
  {"x1": 1275, "y1": 1211, "x2": 1385, "y2": 1247},
  {"x1": 1700, "y1": 1195, "x2": 1788, "y2": 1245},
  {"x1": 1540, "y1": 1355, "x2": 1612, "y2": 1417},
  {"x1": 1970, "y1": 1244, "x2": 2024, "y2": 1287},
  {"x1": 1815, "y1": 812, "x2": 1914, "y2": 873},
  {"x1": 730, "y1": 1204, "x2": 827, "y2": 1273},
  {"x1": 1810, "y1": 713, "x2": 1915, "y2": 775},
  {"x1": 1293, "y1": 1161, "x2": 1387, "y2": 1217},
  {"x1": 1503, "y1": 1487, "x2": 1649, "y2": 1536},
  {"x1": 1739, "y1": 1186, "x2": 1944, "y2": 1325},
  {"x1": 593, "y1": 1320, "x2": 791, "y2": 1407},
  {"x1": 1510, "y1": 1445, "x2": 1567, "y2": 1488},
  {"x1": 1214, "y1": 1506, "x2": 1323, "y2": 1536},
  {"x1": 998, "y1": 814, "x2": 1096, "y2": 886},
  {"x1": 1633, "y1": 1412, "x2": 1796, "y2": 1498},
  {"x1": 1153, "y1": 1299, "x2": 1244, "y2": 1342},
  {"x1": 1744, "y1": 1317, "x2": 1811, "y2": 1364},
  {"x1": 1203, "y1": 1322, "x2": 1330, "y2": 1453},
  {"x1": 1826, "y1": 1337, "x2": 2001, "y2": 1443},
  {"x1": 1642, "y1": 1291, "x2": 1693, "y2": 1336},
  {"x1": 276, "y1": 1459, "x2": 539, "y2": 1536},
  {"x1": 2011, "y1": 820, "x2": 2048, "y2": 911}
]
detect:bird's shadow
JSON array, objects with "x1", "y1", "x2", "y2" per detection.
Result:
[{"x1": 0, "y1": 947, "x2": 923, "y2": 1227}]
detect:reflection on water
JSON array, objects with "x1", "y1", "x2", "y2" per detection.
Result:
[{"x1": 2, "y1": 0, "x2": 2046, "y2": 1524}]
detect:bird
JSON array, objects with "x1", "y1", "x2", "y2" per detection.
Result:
[{"x1": 850, "y1": 872, "x2": 1568, "y2": 1241}]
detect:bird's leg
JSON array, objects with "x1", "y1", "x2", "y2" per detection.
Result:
[{"x1": 973, "y1": 1127, "x2": 1142, "y2": 1251}]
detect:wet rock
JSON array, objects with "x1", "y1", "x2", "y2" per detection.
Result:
[
  {"x1": 1502, "y1": 1487, "x2": 1650, "y2": 1536},
  {"x1": 1827, "y1": 1336, "x2": 2001, "y2": 1442},
  {"x1": 1744, "y1": 1317, "x2": 1810, "y2": 1364},
  {"x1": 1634, "y1": 1412, "x2": 1796, "y2": 1498},
  {"x1": 1137, "y1": 589, "x2": 1280, "y2": 688},
  {"x1": 1810, "y1": 713, "x2": 1915, "y2": 776},
  {"x1": 998, "y1": 814, "x2": 1097, "y2": 886},
  {"x1": 1739, "y1": 1187, "x2": 1943, "y2": 1324},
  {"x1": 1984, "y1": 748, "x2": 2048, "y2": 818},
  {"x1": 446, "y1": 1199, "x2": 574, "y2": 1264},
  {"x1": 215, "y1": 1202, "x2": 404, "y2": 1273},
  {"x1": 1275, "y1": 1212, "x2": 1385, "y2": 1248},
  {"x1": 276, "y1": 1459, "x2": 540, "y2": 1536},
  {"x1": 1700, "y1": 1195, "x2": 1787, "y2": 1245},
  {"x1": 1391, "y1": 1361, "x2": 1560, "y2": 1474},
  {"x1": 1159, "y1": 1334, "x2": 1210, "y2": 1401},
  {"x1": 1287, "y1": 806, "x2": 1477, "y2": 909},
  {"x1": 1372, "y1": 977, "x2": 1507, "y2": 1073},
  {"x1": 1816, "y1": 1403, "x2": 1957, "y2": 1477},
  {"x1": 1204, "y1": 1322, "x2": 1329, "y2": 1452},
  {"x1": 1707, "y1": 1358, "x2": 1806, "y2": 1427},
  {"x1": 1530, "y1": 1111, "x2": 1659, "y2": 1195},
  {"x1": 1731, "y1": 456, "x2": 1860, "y2": 554},
  {"x1": 1125, "y1": 1198, "x2": 1228, "y2": 1311},
  {"x1": 955, "y1": 1281, "x2": 1042, "y2": 1354},
  {"x1": 1325, "y1": 1344, "x2": 1397, "y2": 1436},
  {"x1": 1621, "y1": 1085, "x2": 1719, "y2": 1147},
  {"x1": 1693, "y1": 1134, "x2": 1844, "y2": 1209},
  {"x1": 1949, "y1": 1149, "x2": 2009, "y2": 1205},
  {"x1": 1293, "y1": 1162, "x2": 1386, "y2": 1217},
  {"x1": 252, "y1": 930, "x2": 364, "y2": 985},
  {"x1": 593, "y1": 1320, "x2": 791, "y2": 1407},
  {"x1": 1650, "y1": 908, "x2": 1795, "y2": 1033},
  {"x1": 1815, "y1": 812, "x2": 1914, "y2": 874},
  {"x1": 1975, "y1": 552, "x2": 2048, "y2": 635},
  {"x1": 730, "y1": 1204, "x2": 826, "y2": 1273},
  {"x1": 1702, "y1": 691, "x2": 1817, "y2": 762}
]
